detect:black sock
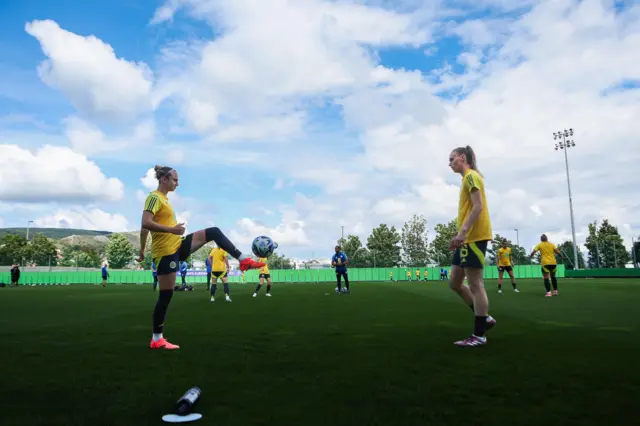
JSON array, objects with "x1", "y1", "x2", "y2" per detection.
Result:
[
  {"x1": 512, "y1": 281, "x2": 517, "y2": 289},
  {"x1": 255, "y1": 284, "x2": 262, "y2": 293},
  {"x1": 210, "y1": 284, "x2": 217, "y2": 297},
  {"x1": 336, "y1": 275, "x2": 342, "y2": 291},
  {"x1": 267, "y1": 284, "x2": 271, "y2": 294},
  {"x1": 498, "y1": 282, "x2": 502, "y2": 290},
  {"x1": 223, "y1": 283, "x2": 229, "y2": 295},
  {"x1": 551, "y1": 276, "x2": 558, "y2": 290},
  {"x1": 205, "y1": 227, "x2": 242, "y2": 259},
  {"x1": 474, "y1": 316, "x2": 487, "y2": 337},
  {"x1": 206, "y1": 275, "x2": 211, "y2": 290},
  {"x1": 153, "y1": 290, "x2": 173, "y2": 334},
  {"x1": 344, "y1": 276, "x2": 350, "y2": 290},
  {"x1": 544, "y1": 279, "x2": 551, "y2": 292}
]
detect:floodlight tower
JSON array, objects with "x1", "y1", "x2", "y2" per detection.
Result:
[{"x1": 554, "y1": 128, "x2": 579, "y2": 270}]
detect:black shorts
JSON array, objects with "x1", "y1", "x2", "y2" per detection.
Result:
[
  {"x1": 335, "y1": 270, "x2": 348, "y2": 277},
  {"x1": 212, "y1": 271, "x2": 228, "y2": 278},
  {"x1": 498, "y1": 266, "x2": 513, "y2": 273},
  {"x1": 451, "y1": 240, "x2": 489, "y2": 269},
  {"x1": 542, "y1": 264, "x2": 557, "y2": 274},
  {"x1": 259, "y1": 273, "x2": 271, "y2": 279},
  {"x1": 154, "y1": 234, "x2": 193, "y2": 276}
]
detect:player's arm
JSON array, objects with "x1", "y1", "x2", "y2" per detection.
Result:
[
  {"x1": 529, "y1": 245, "x2": 539, "y2": 258},
  {"x1": 225, "y1": 256, "x2": 230, "y2": 271}
]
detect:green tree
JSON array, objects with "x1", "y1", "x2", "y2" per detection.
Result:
[
  {"x1": 106, "y1": 233, "x2": 135, "y2": 269},
  {"x1": 400, "y1": 214, "x2": 429, "y2": 267},
  {"x1": 0, "y1": 234, "x2": 28, "y2": 265},
  {"x1": 366, "y1": 224, "x2": 401, "y2": 267},
  {"x1": 584, "y1": 219, "x2": 630, "y2": 268},
  {"x1": 267, "y1": 251, "x2": 294, "y2": 269},
  {"x1": 557, "y1": 241, "x2": 585, "y2": 270},
  {"x1": 427, "y1": 220, "x2": 457, "y2": 266},
  {"x1": 25, "y1": 233, "x2": 59, "y2": 266},
  {"x1": 632, "y1": 240, "x2": 640, "y2": 267},
  {"x1": 337, "y1": 235, "x2": 369, "y2": 268}
]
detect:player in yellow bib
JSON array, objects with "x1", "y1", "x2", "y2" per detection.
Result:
[
  {"x1": 530, "y1": 234, "x2": 561, "y2": 297},
  {"x1": 448, "y1": 146, "x2": 496, "y2": 347},
  {"x1": 253, "y1": 257, "x2": 273, "y2": 297},
  {"x1": 137, "y1": 165, "x2": 265, "y2": 350},
  {"x1": 208, "y1": 246, "x2": 231, "y2": 303},
  {"x1": 496, "y1": 240, "x2": 519, "y2": 293}
]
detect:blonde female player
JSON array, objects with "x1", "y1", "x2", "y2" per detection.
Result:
[
  {"x1": 529, "y1": 234, "x2": 561, "y2": 297},
  {"x1": 208, "y1": 245, "x2": 231, "y2": 303},
  {"x1": 448, "y1": 146, "x2": 497, "y2": 347},
  {"x1": 253, "y1": 257, "x2": 273, "y2": 297},
  {"x1": 136, "y1": 165, "x2": 265, "y2": 350}
]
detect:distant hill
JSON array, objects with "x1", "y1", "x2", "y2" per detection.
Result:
[
  {"x1": 0, "y1": 228, "x2": 142, "y2": 253},
  {"x1": 0, "y1": 228, "x2": 112, "y2": 240}
]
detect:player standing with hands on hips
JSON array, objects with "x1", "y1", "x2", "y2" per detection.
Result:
[
  {"x1": 332, "y1": 245, "x2": 350, "y2": 294},
  {"x1": 447, "y1": 146, "x2": 496, "y2": 347}
]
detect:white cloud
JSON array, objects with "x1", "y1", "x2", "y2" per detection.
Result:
[
  {"x1": 151, "y1": 0, "x2": 437, "y2": 140},
  {"x1": 229, "y1": 208, "x2": 311, "y2": 249},
  {"x1": 35, "y1": 208, "x2": 130, "y2": 232},
  {"x1": 0, "y1": 144, "x2": 124, "y2": 203},
  {"x1": 25, "y1": 19, "x2": 153, "y2": 123},
  {"x1": 64, "y1": 116, "x2": 155, "y2": 156}
]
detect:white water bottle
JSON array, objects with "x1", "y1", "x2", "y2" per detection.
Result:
[{"x1": 176, "y1": 386, "x2": 201, "y2": 416}]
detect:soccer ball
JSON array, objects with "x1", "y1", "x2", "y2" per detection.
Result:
[{"x1": 251, "y1": 236, "x2": 278, "y2": 258}]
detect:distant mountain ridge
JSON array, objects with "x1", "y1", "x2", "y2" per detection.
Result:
[
  {"x1": 0, "y1": 228, "x2": 140, "y2": 251},
  {"x1": 0, "y1": 228, "x2": 112, "y2": 239}
]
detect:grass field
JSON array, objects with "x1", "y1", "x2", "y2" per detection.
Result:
[{"x1": 2, "y1": 278, "x2": 639, "y2": 426}]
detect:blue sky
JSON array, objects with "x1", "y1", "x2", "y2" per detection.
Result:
[{"x1": 1, "y1": 0, "x2": 639, "y2": 261}]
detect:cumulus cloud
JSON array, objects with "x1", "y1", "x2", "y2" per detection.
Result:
[
  {"x1": 64, "y1": 116, "x2": 155, "y2": 156},
  {"x1": 35, "y1": 208, "x2": 130, "y2": 232},
  {"x1": 0, "y1": 144, "x2": 124, "y2": 203},
  {"x1": 25, "y1": 19, "x2": 153, "y2": 123},
  {"x1": 151, "y1": 0, "x2": 437, "y2": 140},
  {"x1": 229, "y1": 209, "x2": 311, "y2": 249}
]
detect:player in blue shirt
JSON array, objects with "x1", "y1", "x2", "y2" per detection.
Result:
[
  {"x1": 179, "y1": 261, "x2": 188, "y2": 285},
  {"x1": 152, "y1": 261, "x2": 158, "y2": 291},
  {"x1": 205, "y1": 255, "x2": 212, "y2": 290},
  {"x1": 101, "y1": 263, "x2": 109, "y2": 287},
  {"x1": 331, "y1": 245, "x2": 350, "y2": 293}
]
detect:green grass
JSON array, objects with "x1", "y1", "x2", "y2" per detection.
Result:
[{"x1": 1, "y1": 278, "x2": 639, "y2": 426}]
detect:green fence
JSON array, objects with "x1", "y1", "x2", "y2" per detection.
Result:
[
  {"x1": 566, "y1": 268, "x2": 640, "y2": 278},
  {"x1": 0, "y1": 265, "x2": 564, "y2": 285}
]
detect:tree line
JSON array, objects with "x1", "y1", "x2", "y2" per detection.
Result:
[
  {"x1": 334, "y1": 215, "x2": 634, "y2": 270},
  {"x1": 1, "y1": 217, "x2": 635, "y2": 270}
]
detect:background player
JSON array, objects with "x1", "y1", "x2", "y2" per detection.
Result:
[
  {"x1": 137, "y1": 165, "x2": 264, "y2": 350},
  {"x1": 332, "y1": 245, "x2": 350, "y2": 293},
  {"x1": 101, "y1": 263, "x2": 109, "y2": 287},
  {"x1": 448, "y1": 146, "x2": 496, "y2": 347},
  {"x1": 253, "y1": 256, "x2": 273, "y2": 297},
  {"x1": 208, "y1": 245, "x2": 231, "y2": 303},
  {"x1": 151, "y1": 260, "x2": 158, "y2": 291},
  {"x1": 496, "y1": 240, "x2": 519, "y2": 293},
  {"x1": 530, "y1": 234, "x2": 561, "y2": 297},
  {"x1": 205, "y1": 254, "x2": 212, "y2": 291}
]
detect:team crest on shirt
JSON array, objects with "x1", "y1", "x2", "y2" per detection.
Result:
[{"x1": 170, "y1": 261, "x2": 177, "y2": 269}]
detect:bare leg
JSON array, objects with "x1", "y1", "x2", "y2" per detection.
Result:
[{"x1": 449, "y1": 265, "x2": 474, "y2": 306}]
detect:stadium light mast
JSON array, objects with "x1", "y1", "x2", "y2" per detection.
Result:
[
  {"x1": 26, "y1": 220, "x2": 34, "y2": 241},
  {"x1": 514, "y1": 228, "x2": 520, "y2": 265},
  {"x1": 554, "y1": 128, "x2": 580, "y2": 270}
]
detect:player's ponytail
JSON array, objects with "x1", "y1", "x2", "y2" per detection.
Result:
[
  {"x1": 464, "y1": 145, "x2": 480, "y2": 174},
  {"x1": 154, "y1": 165, "x2": 173, "y2": 182}
]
